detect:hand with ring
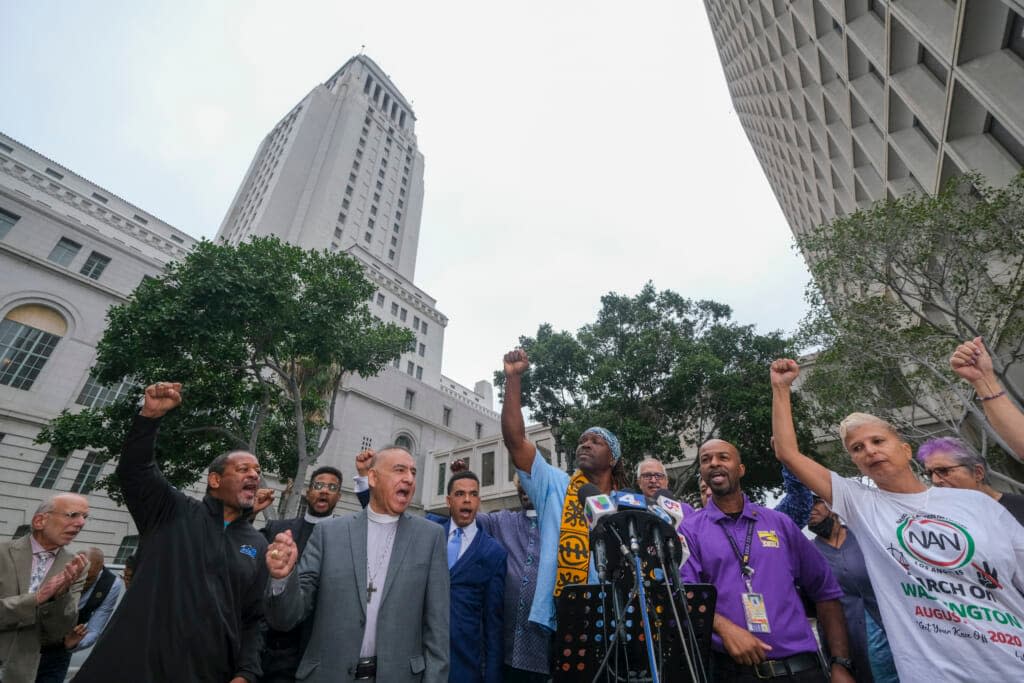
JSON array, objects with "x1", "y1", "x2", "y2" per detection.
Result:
[{"x1": 266, "y1": 530, "x2": 297, "y2": 579}]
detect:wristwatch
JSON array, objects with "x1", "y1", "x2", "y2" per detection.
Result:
[{"x1": 829, "y1": 655, "x2": 854, "y2": 671}]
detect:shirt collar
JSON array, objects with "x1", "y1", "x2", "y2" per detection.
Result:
[
  {"x1": 304, "y1": 511, "x2": 331, "y2": 525},
  {"x1": 704, "y1": 494, "x2": 759, "y2": 523},
  {"x1": 452, "y1": 519, "x2": 477, "y2": 536},
  {"x1": 29, "y1": 535, "x2": 55, "y2": 555},
  {"x1": 367, "y1": 507, "x2": 400, "y2": 524}
]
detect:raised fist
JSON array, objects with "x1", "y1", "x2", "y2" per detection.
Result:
[
  {"x1": 950, "y1": 337, "x2": 994, "y2": 385},
  {"x1": 770, "y1": 359, "x2": 800, "y2": 388},
  {"x1": 503, "y1": 349, "x2": 530, "y2": 377},
  {"x1": 253, "y1": 488, "x2": 275, "y2": 515},
  {"x1": 140, "y1": 382, "x2": 182, "y2": 419},
  {"x1": 266, "y1": 530, "x2": 298, "y2": 579},
  {"x1": 355, "y1": 449, "x2": 374, "y2": 477}
]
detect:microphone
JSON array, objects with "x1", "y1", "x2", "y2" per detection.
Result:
[
  {"x1": 578, "y1": 483, "x2": 615, "y2": 582},
  {"x1": 654, "y1": 488, "x2": 685, "y2": 531}
]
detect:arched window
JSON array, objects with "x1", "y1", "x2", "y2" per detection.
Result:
[
  {"x1": 394, "y1": 434, "x2": 413, "y2": 453},
  {"x1": 0, "y1": 304, "x2": 66, "y2": 390}
]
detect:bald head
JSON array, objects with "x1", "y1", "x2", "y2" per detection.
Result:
[
  {"x1": 32, "y1": 493, "x2": 89, "y2": 550},
  {"x1": 698, "y1": 439, "x2": 745, "y2": 500},
  {"x1": 699, "y1": 439, "x2": 741, "y2": 462}
]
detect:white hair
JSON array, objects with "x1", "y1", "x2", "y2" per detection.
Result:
[
  {"x1": 838, "y1": 412, "x2": 901, "y2": 449},
  {"x1": 635, "y1": 457, "x2": 666, "y2": 480}
]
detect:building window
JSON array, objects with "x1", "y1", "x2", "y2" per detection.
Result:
[
  {"x1": 47, "y1": 237, "x2": 82, "y2": 267},
  {"x1": 0, "y1": 207, "x2": 19, "y2": 239},
  {"x1": 0, "y1": 306, "x2": 66, "y2": 390},
  {"x1": 391, "y1": 236, "x2": 398, "y2": 246},
  {"x1": 368, "y1": 218, "x2": 375, "y2": 228},
  {"x1": 388, "y1": 249, "x2": 395, "y2": 260},
  {"x1": 391, "y1": 302, "x2": 399, "y2": 315},
  {"x1": 342, "y1": 198, "x2": 350, "y2": 209},
  {"x1": 393, "y1": 223, "x2": 400, "y2": 233},
  {"x1": 31, "y1": 447, "x2": 67, "y2": 489},
  {"x1": 437, "y1": 462, "x2": 446, "y2": 495},
  {"x1": 376, "y1": 293, "x2": 385, "y2": 306},
  {"x1": 12, "y1": 524, "x2": 30, "y2": 540},
  {"x1": 364, "y1": 232, "x2": 372, "y2": 243},
  {"x1": 406, "y1": 361, "x2": 415, "y2": 376},
  {"x1": 349, "y1": 172, "x2": 357, "y2": 183},
  {"x1": 76, "y1": 373, "x2": 134, "y2": 408},
  {"x1": 345, "y1": 185, "x2": 353, "y2": 196},
  {"x1": 399, "y1": 308, "x2": 407, "y2": 322},
  {"x1": 404, "y1": 389, "x2": 415, "y2": 410},
  {"x1": 443, "y1": 406, "x2": 452, "y2": 427},
  {"x1": 79, "y1": 251, "x2": 111, "y2": 280},
  {"x1": 475, "y1": 422, "x2": 483, "y2": 439},
  {"x1": 1006, "y1": 10, "x2": 1024, "y2": 61},
  {"x1": 421, "y1": 322, "x2": 428, "y2": 334},
  {"x1": 373, "y1": 192, "x2": 381, "y2": 202},
  {"x1": 416, "y1": 365, "x2": 423, "y2": 380},
  {"x1": 370, "y1": 205, "x2": 377, "y2": 215},
  {"x1": 361, "y1": 435, "x2": 373, "y2": 450},
  {"x1": 482, "y1": 451, "x2": 495, "y2": 487},
  {"x1": 114, "y1": 535, "x2": 139, "y2": 564},
  {"x1": 418, "y1": 343, "x2": 425, "y2": 356},
  {"x1": 376, "y1": 181, "x2": 383, "y2": 191},
  {"x1": 413, "y1": 315, "x2": 420, "y2": 328},
  {"x1": 71, "y1": 452, "x2": 104, "y2": 494}
]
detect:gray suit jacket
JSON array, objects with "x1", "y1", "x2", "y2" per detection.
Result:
[
  {"x1": 266, "y1": 509, "x2": 449, "y2": 683},
  {"x1": 0, "y1": 536, "x2": 85, "y2": 683}
]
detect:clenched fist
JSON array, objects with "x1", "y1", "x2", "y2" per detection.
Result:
[
  {"x1": 503, "y1": 349, "x2": 530, "y2": 377},
  {"x1": 266, "y1": 530, "x2": 298, "y2": 579},
  {"x1": 770, "y1": 358, "x2": 800, "y2": 388},
  {"x1": 140, "y1": 382, "x2": 182, "y2": 419},
  {"x1": 355, "y1": 449, "x2": 374, "y2": 477}
]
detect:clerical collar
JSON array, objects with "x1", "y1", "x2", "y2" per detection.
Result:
[
  {"x1": 304, "y1": 512, "x2": 332, "y2": 525},
  {"x1": 367, "y1": 507, "x2": 400, "y2": 524}
]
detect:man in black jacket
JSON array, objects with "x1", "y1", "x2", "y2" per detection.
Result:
[
  {"x1": 74, "y1": 381, "x2": 268, "y2": 683},
  {"x1": 259, "y1": 465, "x2": 343, "y2": 683}
]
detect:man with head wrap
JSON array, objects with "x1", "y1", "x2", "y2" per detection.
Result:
[{"x1": 500, "y1": 349, "x2": 629, "y2": 635}]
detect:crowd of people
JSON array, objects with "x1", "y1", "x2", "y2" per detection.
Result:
[{"x1": 1, "y1": 336, "x2": 1023, "y2": 682}]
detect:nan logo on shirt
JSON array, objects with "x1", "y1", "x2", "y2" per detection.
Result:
[
  {"x1": 757, "y1": 530, "x2": 779, "y2": 548},
  {"x1": 896, "y1": 514, "x2": 975, "y2": 570}
]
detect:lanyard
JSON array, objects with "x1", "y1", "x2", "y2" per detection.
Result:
[{"x1": 719, "y1": 517, "x2": 757, "y2": 592}]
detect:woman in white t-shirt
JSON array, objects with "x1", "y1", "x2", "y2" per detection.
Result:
[{"x1": 770, "y1": 358, "x2": 1024, "y2": 683}]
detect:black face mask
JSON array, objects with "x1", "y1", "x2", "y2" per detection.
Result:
[{"x1": 808, "y1": 515, "x2": 836, "y2": 538}]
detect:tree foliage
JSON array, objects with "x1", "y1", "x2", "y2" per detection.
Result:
[
  {"x1": 796, "y1": 171, "x2": 1024, "y2": 470},
  {"x1": 495, "y1": 283, "x2": 818, "y2": 499},
  {"x1": 38, "y1": 237, "x2": 414, "y2": 514}
]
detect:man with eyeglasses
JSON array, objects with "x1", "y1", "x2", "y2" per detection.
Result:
[
  {"x1": 0, "y1": 494, "x2": 89, "y2": 682},
  {"x1": 259, "y1": 466, "x2": 344, "y2": 683}
]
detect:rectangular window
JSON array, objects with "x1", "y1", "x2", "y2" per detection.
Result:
[
  {"x1": 404, "y1": 389, "x2": 415, "y2": 409},
  {"x1": 335, "y1": 227, "x2": 343, "y2": 238},
  {"x1": 0, "y1": 207, "x2": 19, "y2": 239},
  {"x1": 76, "y1": 373, "x2": 134, "y2": 408},
  {"x1": 132, "y1": 214, "x2": 148, "y2": 225},
  {"x1": 399, "y1": 308, "x2": 407, "y2": 321},
  {"x1": 443, "y1": 406, "x2": 452, "y2": 427},
  {"x1": 418, "y1": 343, "x2": 425, "y2": 356},
  {"x1": 393, "y1": 223, "x2": 401, "y2": 233},
  {"x1": 342, "y1": 198, "x2": 350, "y2": 209},
  {"x1": 482, "y1": 451, "x2": 495, "y2": 486},
  {"x1": 71, "y1": 452, "x2": 104, "y2": 494},
  {"x1": 391, "y1": 236, "x2": 398, "y2": 246},
  {"x1": 349, "y1": 172, "x2": 357, "y2": 183},
  {"x1": 391, "y1": 302, "x2": 399, "y2": 315},
  {"x1": 406, "y1": 361, "x2": 415, "y2": 376},
  {"x1": 79, "y1": 251, "x2": 111, "y2": 280},
  {"x1": 416, "y1": 365, "x2": 423, "y2": 380},
  {"x1": 364, "y1": 232, "x2": 372, "y2": 243},
  {"x1": 437, "y1": 462, "x2": 446, "y2": 495},
  {"x1": 47, "y1": 237, "x2": 82, "y2": 266},
  {"x1": 0, "y1": 319, "x2": 61, "y2": 390},
  {"x1": 376, "y1": 293, "x2": 385, "y2": 306},
  {"x1": 388, "y1": 249, "x2": 395, "y2": 260},
  {"x1": 115, "y1": 535, "x2": 139, "y2": 564},
  {"x1": 475, "y1": 422, "x2": 483, "y2": 439},
  {"x1": 378, "y1": 169, "x2": 386, "y2": 179},
  {"x1": 370, "y1": 205, "x2": 377, "y2": 215},
  {"x1": 413, "y1": 316, "x2": 420, "y2": 328},
  {"x1": 31, "y1": 447, "x2": 67, "y2": 489},
  {"x1": 421, "y1": 322, "x2": 428, "y2": 334},
  {"x1": 45, "y1": 167, "x2": 64, "y2": 180},
  {"x1": 345, "y1": 185, "x2": 353, "y2": 196},
  {"x1": 90, "y1": 192, "x2": 108, "y2": 204},
  {"x1": 373, "y1": 192, "x2": 381, "y2": 202},
  {"x1": 368, "y1": 218, "x2": 375, "y2": 228},
  {"x1": 376, "y1": 181, "x2": 383, "y2": 191},
  {"x1": 361, "y1": 435, "x2": 373, "y2": 450}
]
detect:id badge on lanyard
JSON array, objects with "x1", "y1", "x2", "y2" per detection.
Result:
[{"x1": 723, "y1": 519, "x2": 771, "y2": 633}]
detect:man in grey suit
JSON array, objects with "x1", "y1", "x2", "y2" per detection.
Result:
[
  {"x1": 266, "y1": 446, "x2": 449, "y2": 682},
  {"x1": 1, "y1": 494, "x2": 89, "y2": 683}
]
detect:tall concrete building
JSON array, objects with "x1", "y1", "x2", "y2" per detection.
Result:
[
  {"x1": 0, "y1": 55, "x2": 497, "y2": 556},
  {"x1": 0, "y1": 132, "x2": 197, "y2": 560},
  {"x1": 215, "y1": 55, "x2": 498, "y2": 504},
  {"x1": 703, "y1": 0, "x2": 1024, "y2": 238}
]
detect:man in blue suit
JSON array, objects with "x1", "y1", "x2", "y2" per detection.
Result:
[{"x1": 441, "y1": 470, "x2": 506, "y2": 683}]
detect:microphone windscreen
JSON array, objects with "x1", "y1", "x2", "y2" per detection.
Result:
[{"x1": 577, "y1": 483, "x2": 601, "y2": 508}]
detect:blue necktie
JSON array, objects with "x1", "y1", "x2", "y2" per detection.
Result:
[{"x1": 447, "y1": 526, "x2": 464, "y2": 569}]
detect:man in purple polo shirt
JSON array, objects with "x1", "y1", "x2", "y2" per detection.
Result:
[{"x1": 679, "y1": 439, "x2": 854, "y2": 683}]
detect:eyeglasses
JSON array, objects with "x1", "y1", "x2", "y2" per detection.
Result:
[
  {"x1": 50, "y1": 511, "x2": 89, "y2": 521},
  {"x1": 639, "y1": 472, "x2": 667, "y2": 481},
  {"x1": 310, "y1": 482, "x2": 340, "y2": 492},
  {"x1": 922, "y1": 464, "x2": 968, "y2": 480}
]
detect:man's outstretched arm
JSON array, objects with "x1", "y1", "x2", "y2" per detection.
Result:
[{"x1": 501, "y1": 349, "x2": 538, "y2": 474}]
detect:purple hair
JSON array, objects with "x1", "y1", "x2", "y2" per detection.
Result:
[{"x1": 916, "y1": 437, "x2": 988, "y2": 479}]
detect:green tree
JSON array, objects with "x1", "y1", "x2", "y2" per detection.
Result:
[
  {"x1": 796, "y1": 172, "x2": 1024, "y2": 469},
  {"x1": 38, "y1": 237, "x2": 414, "y2": 515},
  {"x1": 495, "y1": 283, "x2": 817, "y2": 499}
]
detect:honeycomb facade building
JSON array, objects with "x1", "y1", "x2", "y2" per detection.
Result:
[{"x1": 703, "y1": 0, "x2": 1024, "y2": 238}]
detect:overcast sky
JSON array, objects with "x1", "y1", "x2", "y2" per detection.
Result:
[{"x1": 1, "y1": 0, "x2": 812, "y2": 399}]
